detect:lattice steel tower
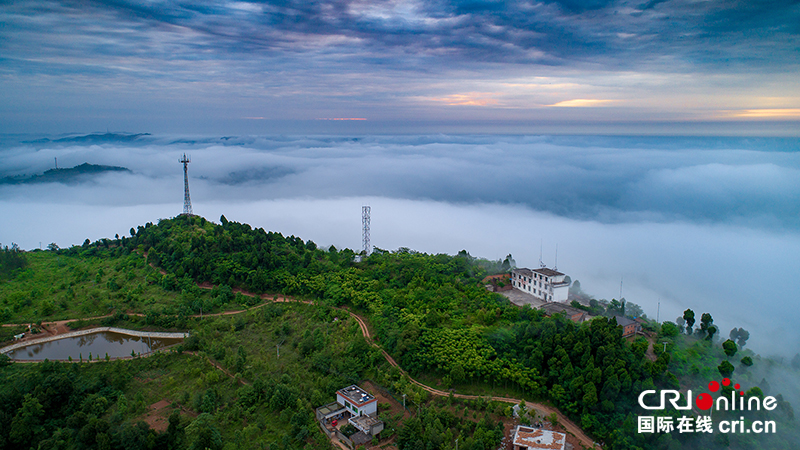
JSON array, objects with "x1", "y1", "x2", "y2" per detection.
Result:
[
  {"x1": 362, "y1": 205, "x2": 371, "y2": 256},
  {"x1": 180, "y1": 154, "x2": 193, "y2": 215}
]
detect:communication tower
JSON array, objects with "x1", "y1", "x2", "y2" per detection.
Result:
[
  {"x1": 180, "y1": 154, "x2": 193, "y2": 216},
  {"x1": 362, "y1": 205, "x2": 371, "y2": 256}
]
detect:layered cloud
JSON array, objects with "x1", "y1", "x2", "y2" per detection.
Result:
[
  {"x1": 1, "y1": 1, "x2": 799, "y2": 133},
  {"x1": 5, "y1": 0, "x2": 795, "y2": 70},
  {"x1": 1, "y1": 133, "x2": 800, "y2": 355},
  {"x1": 1, "y1": 133, "x2": 799, "y2": 229}
]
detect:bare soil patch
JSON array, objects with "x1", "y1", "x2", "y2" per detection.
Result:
[{"x1": 138, "y1": 400, "x2": 173, "y2": 433}]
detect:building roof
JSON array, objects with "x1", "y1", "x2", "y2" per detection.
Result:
[
  {"x1": 350, "y1": 431, "x2": 372, "y2": 445},
  {"x1": 533, "y1": 267, "x2": 564, "y2": 277},
  {"x1": 350, "y1": 414, "x2": 382, "y2": 435},
  {"x1": 337, "y1": 385, "x2": 375, "y2": 407},
  {"x1": 613, "y1": 315, "x2": 638, "y2": 327},
  {"x1": 316, "y1": 402, "x2": 346, "y2": 418},
  {"x1": 482, "y1": 274, "x2": 510, "y2": 283},
  {"x1": 512, "y1": 426, "x2": 566, "y2": 450},
  {"x1": 512, "y1": 268, "x2": 533, "y2": 276}
]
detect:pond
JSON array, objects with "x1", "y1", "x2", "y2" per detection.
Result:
[{"x1": 6, "y1": 331, "x2": 184, "y2": 361}]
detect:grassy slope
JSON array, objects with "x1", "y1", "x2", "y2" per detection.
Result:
[{"x1": 0, "y1": 248, "x2": 277, "y2": 329}]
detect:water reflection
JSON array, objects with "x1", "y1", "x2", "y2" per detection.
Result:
[{"x1": 7, "y1": 331, "x2": 183, "y2": 361}]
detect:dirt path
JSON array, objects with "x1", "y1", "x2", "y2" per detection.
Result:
[
  {"x1": 343, "y1": 309, "x2": 597, "y2": 449},
  {"x1": 12, "y1": 255, "x2": 597, "y2": 448}
]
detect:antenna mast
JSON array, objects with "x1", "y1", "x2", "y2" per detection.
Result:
[
  {"x1": 554, "y1": 244, "x2": 558, "y2": 271},
  {"x1": 362, "y1": 205, "x2": 371, "y2": 256},
  {"x1": 180, "y1": 154, "x2": 193, "y2": 216},
  {"x1": 539, "y1": 240, "x2": 545, "y2": 268}
]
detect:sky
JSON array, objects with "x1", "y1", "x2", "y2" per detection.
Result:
[
  {"x1": 1, "y1": 0, "x2": 799, "y2": 134},
  {"x1": 1, "y1": 1, "x2": 799, "y2": 353}
]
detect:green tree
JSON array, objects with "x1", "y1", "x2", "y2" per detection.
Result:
[
  {"x1": 10, "y1": 394, "x2": 45, "y2": 445},
  {"x1": 699, "y1": 313, "x2": 713, "y2": 338},
  {"x1": 706, "y1": 325, "x2": 717, "y2": 341},
  {"x1": 683, "y1": 309, "x2": 695, "y2": 335},
  {"x1": 718, "y1": 360, "x2": 734, "y2": 378},
  {"x1": 741, "y1": 356, "x2": 753, "y2": 367},
  {"x1": 185, "y1": 413, "x2": 222, "y2": 450},
  {"x1": 660, "y1": 322, "x2": 679, "y2": 338},
  {"x1": 167, "y1": 410, "x2": 184, "y2": 450},
  {"x1": 450, "y1": 363, "x2": 465, "y2": 384},
  {"x1": 722, "y1": 339, "x2": 738, "y2": 358}
]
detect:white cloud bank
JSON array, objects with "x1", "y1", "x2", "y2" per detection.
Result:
[{"x1": 1, "y1": 134, "x2": 798, "y2": 356}]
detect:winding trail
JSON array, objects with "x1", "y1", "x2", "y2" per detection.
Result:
[
  {"x1": 340, "y1": 309, "x2": 596, "y2": 449},
  {"x1": 4, "y1": 265, "x2": 597, "y2": 448}
]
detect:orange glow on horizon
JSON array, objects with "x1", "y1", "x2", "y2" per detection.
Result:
[
  {"x1": 548, "y1": 99, "x2": 613, "y2": 107},
  {"x1": 427, "y1": 92, "x2": 500, "y2": 106},
  {"x1": 731, "y1": 109, "x2": 800, "y2": 118}
]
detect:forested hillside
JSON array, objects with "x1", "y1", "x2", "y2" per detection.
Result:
[{"x1": 1, "y1": 214, "x2": 796, "y2": 450}]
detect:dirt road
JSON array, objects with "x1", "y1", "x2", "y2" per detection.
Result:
[
  {"x1": 343, "y1": 309, "x2": 597, "y2": 449},
  {"x1": 6, "y1": 264, "x2": 597, "y2": 448}
]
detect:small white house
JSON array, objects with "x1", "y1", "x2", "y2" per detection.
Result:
[
  {"x1": 336, "y1": 385, "x2": 377, "y2": 417},
  {"x1": 510, "y1": 267, "x2": 569, "y2": 302}
]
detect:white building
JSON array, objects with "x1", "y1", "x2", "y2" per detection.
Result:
[
  {"x1": 510, "y1": 267, "x2": 569, "y2": 302},
  {"x1": 336, "y1": 385, "x2": 378, "y2": 417}
]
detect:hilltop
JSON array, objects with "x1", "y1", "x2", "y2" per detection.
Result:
[
  {"x1": 0, "y1": 215, "x2": 797, "y2": 450},
  {"x1": 0, "y1": 162, "x2": 131, "y2": 185}
]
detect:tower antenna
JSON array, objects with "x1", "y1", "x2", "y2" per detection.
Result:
[
  {"x1": 657, "y1": 299, "x2": 660, "y2": 323},
  {"x1": 539, "y1": 240, "x2": 545, "y2": 268},
  {"x1": 362, "y1": 205, "x2": 371, "y2": 256},
  {"x1": 180, "y1": 154, "x2": 193, "y2": 215},
  {"x1": 554, "y1": 244, "x2": 558, "y2": 271},
  {"x1": 620, "y1": 277, "x2": 623, "y2": 300}
]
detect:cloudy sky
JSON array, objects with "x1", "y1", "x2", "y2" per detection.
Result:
[{"x1": 1, "y1": 0, "x2": 799, "y2": 134}]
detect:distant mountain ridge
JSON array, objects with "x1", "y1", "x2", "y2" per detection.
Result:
[
  {"x1": 0, "y1": 162, "x2": 131, "y2": 185},
  {"x1": 22, "y1": 132, "x2": 151, "y2": 145}
]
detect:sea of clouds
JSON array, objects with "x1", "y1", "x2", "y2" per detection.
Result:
[{"x1": 1, "y1": 133, "x2": 799, "y2": 356}]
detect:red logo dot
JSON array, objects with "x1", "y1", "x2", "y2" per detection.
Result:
[
  {"x1": 740, "y1": 391, "x2": 744, "y2": 396},
  {"x1": 696, "y1": 393, "x2": 714, "y2": 410},
  {"x1": 734, "y1": 383, "x2": 740, "y2": 390},
  {"x1": 722, "y1": 378, "x2": 731, "y2": 386},
  {"x1": 709, "y1": 381, "x2": 720, "y2": 392}
]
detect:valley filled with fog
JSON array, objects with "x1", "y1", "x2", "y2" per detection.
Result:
[{"x1": 1, "y1": 133, "x2": 798, "y2": 356}]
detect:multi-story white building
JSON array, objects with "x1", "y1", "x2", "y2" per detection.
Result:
[{"x1": 510, "y1": 267, "x2": 569, "y2": 302}]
